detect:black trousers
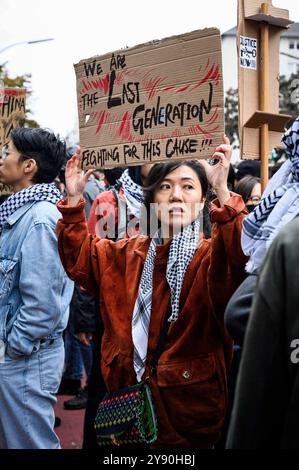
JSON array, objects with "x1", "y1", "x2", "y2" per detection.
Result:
[{"x1": 82, "y1": 326, "x2": 106, "y2": 449}]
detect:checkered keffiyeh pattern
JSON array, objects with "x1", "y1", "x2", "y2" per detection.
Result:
[
  {"x1": 119, "y1": 169, "x2": 144, "y2": 218},
  {"x1": 242, "y1": 117, "x2": 299, "y2": 273},
  {"x1": 0, "y1": 183, "x2": 62, "y2": 231},
  {"x1": 132, "y1": 220, "x2": 200, "y2": 382}
]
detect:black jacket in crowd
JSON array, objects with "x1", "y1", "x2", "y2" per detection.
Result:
[{"x1": 227, "y1": 217, "x2": 299, "y2": 449}]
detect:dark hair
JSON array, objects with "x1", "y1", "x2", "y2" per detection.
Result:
[
  {"x1": 144, "y1": 160, "x2": 209, "y2": 202},
  {"x1": 10, "y1": 127, "x2": 67, "y2": 184},
  {"x1": 142, "y1": 160, "x2": 210, "y2": 237},
  {"x1": 235, "y1": 160, "x2": 260, "y2": 181},
  {"x1": 128, "y1": 166, "x2": 142, "y2": 186},
  {"x1": 227, "y1": 164, "x2": 235, "y2": 192},
  {"x1": 104, "y1": 167, "x2": 125, "y2": 186},
  {"x1": 235, "y1": 175, "x2": 261, "y2": 203}
]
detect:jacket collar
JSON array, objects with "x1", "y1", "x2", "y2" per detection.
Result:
[
  {"x1": 133, "y1": 236, "x2": 172, "y2": 262},
  {"x1": 6, "y1": 202, "x2": 35, "y2": 227},
  {"x1": 133, "y1": 236, "x2": 151, "y2": 261}
]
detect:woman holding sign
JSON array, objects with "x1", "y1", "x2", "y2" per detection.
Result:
[{"x1": 56, "y1": 136, "x2": 247, "y2": 448}]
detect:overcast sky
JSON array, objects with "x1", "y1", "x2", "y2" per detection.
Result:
[{"x1": 0, "y1": 0, "x2": 298, "y2": 142}]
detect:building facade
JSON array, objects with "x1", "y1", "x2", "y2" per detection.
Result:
[{"x1": 222, "y1": 23, "x2": 299, "y2": 92}]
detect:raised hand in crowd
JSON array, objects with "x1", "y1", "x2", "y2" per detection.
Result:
[
  {"x1": 65, "y1": 148, "x2": 94, "y2": 206},
  {"x1": 199, "y1": 134, "x2": 232, "y2": 206}
]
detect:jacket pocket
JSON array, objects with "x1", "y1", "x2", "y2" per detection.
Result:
[
  {"x1": 0, "y1": 304, "x2": 11, "y2": 341},
  {"x1": 38, "y1": 339, "x2": 64, "y2": 393},
  {"x1": 156, "y1": 353, "x2": 225, "y2": 433},
  {"x1": 0, "y1": 258, "x2": 18, "y2": 299},
  {"x1": 157, "y1": 354, "x2": 217, "y2": 387}
]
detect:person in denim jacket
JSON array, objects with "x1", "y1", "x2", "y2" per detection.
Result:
[{"x1": 0, "y1": 128, "x2": 74, "y2": 449}]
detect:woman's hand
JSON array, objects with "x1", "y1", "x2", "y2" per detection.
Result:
[
  {"x1": 65, "y1": 148, "x2": 94, "y2": 206},
  {"x1": 198, "y1": 135, "x2": 232, "y2": 207}
]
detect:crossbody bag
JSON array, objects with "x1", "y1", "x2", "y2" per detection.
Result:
[{"x1": 94, "y1": 312, "x2": 170, "y2": 447}]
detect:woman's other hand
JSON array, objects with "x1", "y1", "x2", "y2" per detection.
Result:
[{"x1": 198, "y1": 135, "x2": 232, "y2": 207}]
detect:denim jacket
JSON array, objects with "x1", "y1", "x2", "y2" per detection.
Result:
[{"x1": 0, "y1": 200, "x2": 74, "y2": 358}]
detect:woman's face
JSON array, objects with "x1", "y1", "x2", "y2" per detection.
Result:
[
  {"x1": 247, "y1": 182, "x2": 261, "y2": 210},
  {"x1": 153, "y1": 165, "x2": 205, "y2": 237}
]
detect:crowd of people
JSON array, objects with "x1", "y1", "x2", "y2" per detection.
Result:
[{"x1": 0, "y1": 119, "x2": 298, "y2": 449}]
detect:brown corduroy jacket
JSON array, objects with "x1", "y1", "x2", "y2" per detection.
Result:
[{"x1": 56, "y1": 194, "x2": 247, "y2": 448}]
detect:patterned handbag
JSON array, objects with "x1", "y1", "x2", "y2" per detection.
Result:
[
  {"x1": 94, "y1": 312, "x2": 170, "y2": 447},
  {"x1": 94, "y1": 380, "x2": 157, "y2": 446}
]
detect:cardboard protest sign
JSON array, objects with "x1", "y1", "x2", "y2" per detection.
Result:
[
  {"x1": 0, "y1": 87, "x2": 26, "y2": 147},
  {"x1": 0, "y1": 87, "x2": 26, "y2": 196},
  {"x1": 238, "y1": 0, "x2": 292, "y2": 161},
  {"x1": 243, "y1": 0, "x2": 292, "y2": 27},
  {"x1": 74, "y1": 28, "x2": 224, "y2": 169}
]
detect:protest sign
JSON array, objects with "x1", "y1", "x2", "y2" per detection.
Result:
[
  {"x1": 0, "y1": 87, "x2": 26, "y2": 147},
  {"x1": 74, "y1": 28, "x2": 224, "y2": 169},
  {"x1": 238, "y1": 0, "x2": 292, "y2": 177},
  {"x1": 0, "y1": 87, "x2": 26, "y2": 196}
]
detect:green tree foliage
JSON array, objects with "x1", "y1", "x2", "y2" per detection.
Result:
[
  {"x1": 224, "y1": 87, "x2": 239, "y2": 148},
  {"x1": 0, "y1": 63, "x2": 39, "y2": 128},
  {"x1": 279, "y1": 73, "x2": 299, "y2": 116}
]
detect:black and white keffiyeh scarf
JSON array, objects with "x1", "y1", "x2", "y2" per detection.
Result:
[
  {"x1": 132, "y1": 219, "x2": 200, "y2": 382},
  {"x1": 119, "y1": 169, "x2": 144, "y2": 218},
  {"x1": 0, "y1": 183, "x2": 62, "y2": 232},
  {"x1": 242, "y1": 117, "x2": 299, "y2": 273}
]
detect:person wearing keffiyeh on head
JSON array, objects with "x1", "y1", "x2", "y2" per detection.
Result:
[
  {"x1": 87, "y1": 165, "x2": 152, "y2": 239},
  {"x1": 242, "y1": 117, "x2": 299, "y2": 273},
  {"x1": 225, "y1": 117, "x2": 299, "y2": 348},
  {"x1": 56, "y1": 135, "x2": 248, "y2": 448},
  {"x1": 0, "y1": 128, "x2": 74, "y2": 449},
  {"x1": 226, "y1": 118, "x2": 299, "y2": 450}
]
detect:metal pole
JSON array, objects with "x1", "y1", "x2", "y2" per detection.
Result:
[{"x1": 0, "y1": 38, "x2": 53, "y2": 54}]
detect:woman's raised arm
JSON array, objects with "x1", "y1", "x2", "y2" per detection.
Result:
[
  {"x1": 56, "y1": 149, "x2": 100, "y2": 296},
  {"x1": 65, "y1": 148, "x2": 94, "y2": 206}
]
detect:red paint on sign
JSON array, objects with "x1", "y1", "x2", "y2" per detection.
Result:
[
  {"x1": 192, "y1": 64, "x2": 215, "y2": 91},
  {"x1": 163, "y1": 86, "x2": 175, "y2": 92},
  {"x1": 119, "y1": 112, "x2": 129, "y2": 136},
  {"x1": 194, "y1": 124, "x2": 212, "y2": 138},
  {"x1": 207, "y1": 107, "x2": 219, "y2": 124},
  {"x1": 3, "y1": 89, "x2": 25, "y2": 97},
  {"x1": 176, "y1": 84, "x2": 190, "y2": 93},
  {"x1": 98, "y1": 74, "x2": 110, "y2": 95},
  {"x1": 96, "y1": 111, "x2": 106, "y2": 134},
  {"x1": 82, "y1": 80, "x2": 90, "y2": 92}
]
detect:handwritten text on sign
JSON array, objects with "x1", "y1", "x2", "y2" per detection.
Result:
[
  {"x1": 0, "y1": 88, "x2": 26, "y2": 147},
  {"x1": 75, "y1": 28, "x2": 224, "y2": 169},
  {"x1": 240, "y1": 36, "x2": 257, "y2": 70},
  {"x1": 0, "y1": 88, "x2": 26, "y2": 196}
]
